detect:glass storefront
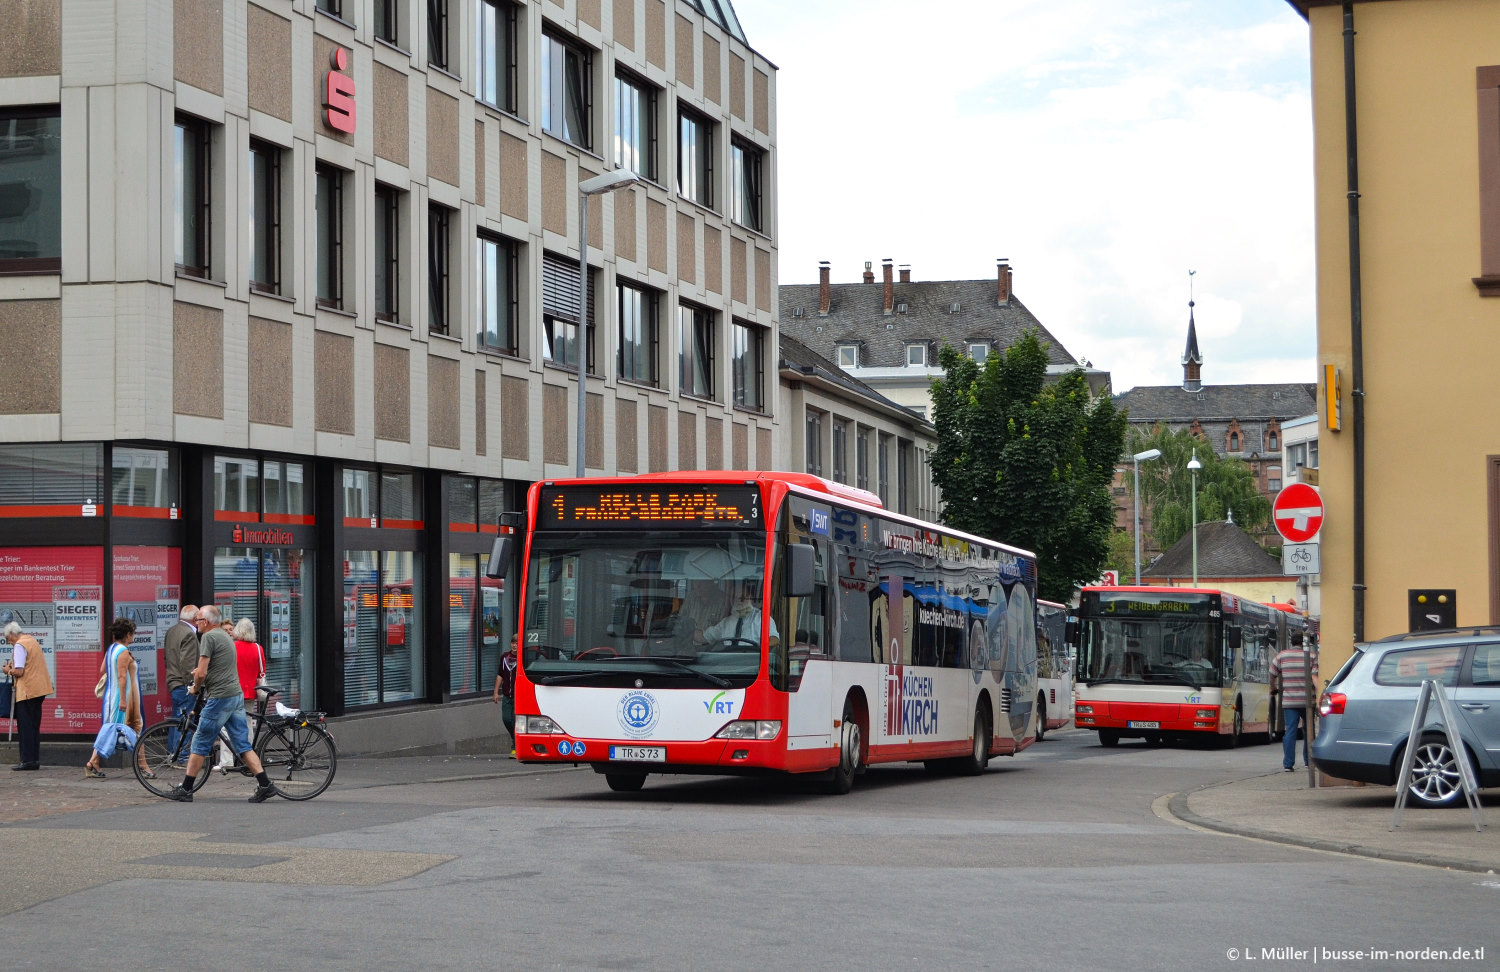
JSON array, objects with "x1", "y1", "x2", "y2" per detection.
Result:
[
  {"x1": 212, "y1": 545, "x2": 315, "y2": 709},
  {"x1": 343, "y1": 549, "x2": 423, "y2": 707}
]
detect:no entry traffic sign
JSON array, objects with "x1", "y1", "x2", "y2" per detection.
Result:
[{"x1": 1272, "y1": 482, "x2": 1324, "y2": 544}]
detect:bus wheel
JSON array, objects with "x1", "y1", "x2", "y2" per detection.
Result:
[
  {"x1": 1227, "y1": 700, "x2": 1244, "y2": 749},
  {"x1": 1099, "y1": 729, "x2": 1120, "y2": 748},
  {"x1": 957, "y1": 705, "x2": 991, "y2": 776},
  {"x1": 1035, "y1": 695, "x2": 1047, "y2": 742},
  {"x1": 605, "y1": 773, "x2": 646, "y2": 792},
  {"x1": 823, "y1": 700, "x2": 862, "y2": 794}
]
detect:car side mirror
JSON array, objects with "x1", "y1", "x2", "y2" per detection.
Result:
[{"x1": 786, "y1": 543, "x2": 816, "y2": 598}]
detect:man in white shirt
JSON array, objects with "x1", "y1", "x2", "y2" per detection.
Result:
[{"x1": 699, "y1": 581, "x2": 779, "y2": 647}]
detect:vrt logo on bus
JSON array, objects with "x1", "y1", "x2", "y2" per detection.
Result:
[
  {"x1": 617, "y1": 690, "x2": 661, "y2": 737},
  {"x1": 703, "y1": 691, "x2": 735, "y2": 716}
]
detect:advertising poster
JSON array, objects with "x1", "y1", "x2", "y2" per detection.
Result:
[
  {"x1": 0, "y1": 546, "x2": 105, "y2": 734},
  {"x1": 269, "y1": 593, "x2": 291, "y2": 659},
  {"x1": 112, "y1": 547, "x2": 181, "y2": 727}
]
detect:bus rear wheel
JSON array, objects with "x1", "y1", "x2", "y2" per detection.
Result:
[{"x1": 605, "y1": 772, "x2": 646, "y2": 792}]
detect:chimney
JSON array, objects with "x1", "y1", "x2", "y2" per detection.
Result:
[
  {"x1": 899, "y1": 264, "x2": 911, "y2": 283},
  {"x1": 882, "y1": 259, "x2": 894, "y2": 315},
  {"x1": 862, "y1": 260, "x2": 874, "y2": 284},
  {"x1": 997, "y1": 259, "x2": 1012, "y2": 305},
  {"x1": 818, "y1": 261, "x2": 831, "y2": 316}
]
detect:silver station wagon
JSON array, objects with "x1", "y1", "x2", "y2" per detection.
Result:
[{"x1": 1311, "y1": 628, "x2": 1500, "y2": 807}]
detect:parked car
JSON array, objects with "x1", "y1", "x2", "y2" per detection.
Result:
[{"x1": 1312, "y1": 627, "x2": 1500, "y2": 807}]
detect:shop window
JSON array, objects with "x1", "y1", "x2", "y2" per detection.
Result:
[
  {"x1": 214, "y1": 456, "x2": 312, "y2": 524},
  {"x1": 0, "y1": 546, "x2": 103, "y2": 733},
  {"x1": 212, "y1": 544, "x2": 314, "y2": 710},
  {"x1": 343, "y1": 549, "x2": 424, "y2": 707},
  {"x1": 111, "y1": 447, "x2": 178, "y2": 515},
  {"x1": 448, "y1": 552, "x2": 506, "y2": 696},
  {"x1": 0, "y1": 105, "x2": 62, "y2": 275},
  {"x1": 381, "y1": 471, "x2": 423, "y2": 529},
  {"x1": 214, "y1": 457, "x2": 259, "y2": 518}
]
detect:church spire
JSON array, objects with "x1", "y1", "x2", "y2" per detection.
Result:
[{"x1": 1182, "y1": 270, "x2": 1202, "y2": 392}]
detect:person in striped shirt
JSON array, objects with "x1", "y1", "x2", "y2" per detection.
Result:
[{"x1": 1271, "y1": 631, "x2": 1320, "y2": 772}]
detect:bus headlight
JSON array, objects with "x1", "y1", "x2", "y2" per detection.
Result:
[
  {"x1": 1075, "y1": 704, "x2": 1093, "y2": 714},
  {"x1": 517, "y1": 715, "x2": 564, "y2": 735},
  {"x1": 715, "y1": 720, "x2": 782, "y2": 740},
  {"x1": 1196, "y1": 709, "x2": 1218, "y2": 719}
]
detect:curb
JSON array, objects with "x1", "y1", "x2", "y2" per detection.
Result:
[{"x1": 1165, "y1": 780, "x2": 1498, "y2": 875}]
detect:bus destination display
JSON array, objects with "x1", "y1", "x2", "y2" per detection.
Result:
[
  {"x1": 1089, "y1": 591, "x2": 1214, "y2": 618},
  {"x1": 539, "y1": 485, "x2": 761, "y2": 529}
]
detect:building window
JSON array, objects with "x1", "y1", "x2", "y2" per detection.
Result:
[
  {"x1": 375, "y1": 0, "x2": 399, "y2": 43},
  {"x1": 731, "y1": 320, "x2": 765, "y2": 411},
  {"x1": 831, "y1": 421, "x2": 848, "y2": 484},
  {"x1": 618, "y1": 282, "x2": 659, "y2": 386},
  {"x1": 248, "y1": 140, "x2": 282, "y2": 294},
  {"x1": 476, "y1": 0, "x2": 518, "y2": 112},
  {"x1": 1308, "y1": 440, "x2": 1319, "y2": 468},
  {"x1": 968, "y1": 342, "x2": 988, "y2": 362},
  {"x1": 429, "y1": 203, "x2": 453, "y2": 334},
  {"x1": 855, "y1": 428, "x2": 870, "y2": 491},
  {"x1": 615, "y1": 72, "x2": 657, "y2": 180},
  {"x1": 679, "y1": 303, "x2": 716, "y2": 400},
  {"x1": 805, "y1": 410, "x2": 824, "y2": 477},
  {"x1": 316, "y1": 0, "x2": 342, "y2": 16},
  {"x1": 1268, "y1": 430, "x2": 1279, "y2": 450},
  {"x1": 316, "y1": 164, "x2": 346, "y2": 308},
  {"x1": 905, "y1": 343, "x2": 926, "y2": 367},
  {"x1": 0, "y1": 106, "x2": 61, "y2": 275},
  {"x1": 1228, "y1": 431, "x2": 1241, "y2": 452},
  {"x1": 374, "y1": 183, "x2": 401, "y2": 322},
  {"x1": 428, "y1": 0, "x2": 451, "y2": 70},
  {"x1": 836, "y1": 344, "x2": 858, "y2": 369},
  {"x1": 174, "y1": 115, "x2": 212, "y2": 278},
  {"x1": 678, "y1": 106, "x2": 714, "y2": 208},
  {"x1": 477, "y1": 233, "x2": 518, "y2": 355},
  {"x1": 877, "y1": 433, "x2": 891, "y2": 505},
  {"x1": 541, "y1": 253, "x2": 594, "y2": 373},
  {"x1": 898, "y1": 440, "x2": 911, "y2": 515},
  {"x1": 730, "y1": 138, "x2": 762, "y2": 231},
  {"x1": 542, "y1": 31, "x2": 591, "y2": 149}
]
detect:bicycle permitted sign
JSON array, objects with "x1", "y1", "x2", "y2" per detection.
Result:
[{"x1": 1282, "y1": 542, "x2": 1320, "y2": 576}]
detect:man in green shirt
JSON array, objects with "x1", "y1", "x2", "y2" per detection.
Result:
[{"x1": 163, "y1": 604, "x2": 276, "y2": 803}]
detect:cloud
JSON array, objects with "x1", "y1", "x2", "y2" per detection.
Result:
[{"x1": 738, "y1": 0, "x2": 1316, "y2": 391}]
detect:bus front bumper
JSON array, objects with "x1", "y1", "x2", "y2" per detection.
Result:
[
  {"x1": 1073, "y1": 701, "x2": 1222, "y2": 733},
  {"x1": 515, "y1": 734, "x2": 803, "y2": 772}
]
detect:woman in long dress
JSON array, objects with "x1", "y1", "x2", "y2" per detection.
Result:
[{"x1": 84, "y1": 618, "x2": 142, "y2": 779}]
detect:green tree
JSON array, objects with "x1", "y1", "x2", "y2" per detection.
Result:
[
  {"x1": 1128, "y1": 423, "x2": 1271, "y2": 552},
  {"x1": 929, "y1": 331, "x2": 1127, "y2": 602}
]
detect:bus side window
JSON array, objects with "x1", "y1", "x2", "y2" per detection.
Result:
[{"x1": 787, "y1": 539, "x2": 830, "y2": 691}]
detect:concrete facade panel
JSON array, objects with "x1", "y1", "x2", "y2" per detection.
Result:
[
  {"x1": 474, "y1": 119, "x2": 485, "y2": 208},
  {"x1": 543, "y1": 383, "x2": 568, "y2": 465},
  {"x1": 426, "y1": 86, "x2": 459, "y2": 186},
  {"x1": 542, "y1": 151, "x2": 566, "y2": 237},
  {"x1": 647, "y1": 198, "x2": 667, "y2": 272},
  {"x1": 615, "y1": 396, "x2": 637, "y2": 473},
  {"x1": 246, "y1": 3, "x2": 291, "y2": 122},
  {"x1": 648, "y1": 402, "x2": 667, "y2": 471},
  {"x1": 174, "y1": 0, "x2": 223, "y2": 95},
  {"x1": 645, "y1": 0, "x2": 665, "y2": 69},
  {"x1": 172, "y1": 300, "x2": 223, "y2": 419},
  {"x1": 756, "y1": 427, "x2": 771, "y2": 470},
  {"x1": 0, "y1": 299, "x2": 60, "y2": 414},
  {"x1": 586, "y1": 391, "x2": 603, "y2": 469},
  {"x1": 677, "y1": 211, "x2": 695, "y2": 284},
  {"x1": 374, "y1": 342, "x2": 410, "y2": 442},
  {"x1": 732, "y1": 421, "x2": 747, "y2": 469},
  {"x1": 704, "y1": 414, "x2": 722, "y2": 469},
  {"x1": 755, "y1": 245, "x2": 771, "y2": 311},
  {"x1": 703, "y1": 224, "x2": 721, "y2": 294},
  {"x1": 703, "y1": 35, "x2": 720, "y2": 106},
  {"x1": 314, "y1": 330, "x2": 354, "y2": 434},
  {"x1": 730, "y1": 53, "x2": 745, "y2": 121},
  {"x1": 248, "y1": 315, "x2": 293, "y2": 427},
  {"x1": 675, "y1": 14, "x2": 694, "y2": 88},
  {"x1": 730, "y1": 236, "x2": 746, "y2": 305},
  {"x1": 428, "y1": 354, "x2": 459, "y2": 449},
  {"x1": 374, "y1": 62, "x2": 409, "y2": 165},
  {"x1": 500, "y1": 131, "x2": 528, "y2": 219},
  {"x1": 474, "y1": 367, "x2": 486, "y2": 456},
  {"x1": 0, "y1": 0, "x2": 61, "y2": 78},
  {"x1": 502, "y1": 374, "x2": 528, "y2": 459},
  {"x1": 753, "y1": 68, "x2": 769, "y2": 134},
  {"x1": 613, "y1": 0, "x2": 635, "y2": 52},
  {"x1": 614, "y1": 186, "x2": 637, "y2": 262},
  {"x1": 580, "y1": 0, "x2": 601, "y2": 30},
  {"x1": 677, "y1": 409, "x2": 696, "y2": 469}
]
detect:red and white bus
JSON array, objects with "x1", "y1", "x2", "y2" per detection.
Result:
[
  {"x1": 494, "y1": 471, "x2": 1039, "y2": 793},
  {"x1": 1033, "y1": 599, "x2": 1074, "y2": 740},
  {"x1": 1069, "y1": 585, "x2": 1292, "y2": 747}
]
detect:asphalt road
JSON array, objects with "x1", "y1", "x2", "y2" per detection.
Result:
[{"x1": 2, "y1": 729, "x2": 1496, "y2": 971}]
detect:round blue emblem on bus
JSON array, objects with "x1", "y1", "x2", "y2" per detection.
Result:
[
  {"x1": 571, "y1": 741, "x2": 586, "y2": 756},
  {"x1": 617, "y1": 689, "x2": 660, "y2": 738},
  {"x1": 558, "y1": 740, "x2": 572, "y2": 755}
]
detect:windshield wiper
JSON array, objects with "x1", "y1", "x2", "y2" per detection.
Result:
[
  {"x1": 537, "y1": 669, "x2": 623, "y2": 685},
  {"x1": 634, "y1": 655, "x2": 732, "y2": 688}
]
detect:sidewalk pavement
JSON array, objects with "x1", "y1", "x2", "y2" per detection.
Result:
[{"x1": 1169, "y1": 770, "x2": 1500, "y2": 873}]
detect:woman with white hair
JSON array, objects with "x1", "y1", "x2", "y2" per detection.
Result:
[
  {"x1": 2, "y1": 620, "x2": 54, "y2": 770},
  {"x1": 213, "y1": 617, "x2": 267, "y2": 772}
]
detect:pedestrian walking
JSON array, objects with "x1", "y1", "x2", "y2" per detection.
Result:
[
  {"x1": 1271, "y1": 631, "x2": 1320, "y2": 772},
  {"x1": 85, "y1": 618, "x2": 142, "y2": 779},
  {"x1": 163, "y1": 604, "x2": 200, "y2": 754},
  {"x1": 163, "y1": 604, "x2": 277, "y2": 803},
  {"x1": 3, "y1": 621, "x2": 54, "y2": 771},
  {"x1": 493, "y1": 633, "x2": 518, "y2": 757}
]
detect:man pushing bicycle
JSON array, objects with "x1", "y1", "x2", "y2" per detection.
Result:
[{"x1": 163, "y1": 604, "x2": 277, "y2": 804}]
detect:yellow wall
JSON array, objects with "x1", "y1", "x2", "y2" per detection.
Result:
[
  {"x1": 1147, "y1": 578, "x2": 1300, "y2": 607},
  {"x1": 1307, "y1": 0, "x2": 1500, "y2": 675}
]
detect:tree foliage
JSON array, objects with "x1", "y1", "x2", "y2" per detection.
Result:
[
  {"x1": 1127, "y1": 423, "x2": 1271, "y2": 552},
  {"x1": 929, "y1": 331, "x2": 1127, "y2": 603}
]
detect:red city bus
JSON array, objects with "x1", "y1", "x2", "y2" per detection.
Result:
[
  {"x1": 494, "y1": 471, "x2": 1040, "y2": 793},
  {"x1": 1069, "y1": 585, "x2": 1301, "y2": 747}
]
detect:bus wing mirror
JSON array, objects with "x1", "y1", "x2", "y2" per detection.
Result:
[
  {"x1": 786, "y1": 543, "x2": 816, "y2": 598},
  {"x1": 1064, "y1": 619, "x2": 1079, "y2": 647},
  {"x1": 485, "y1": 536, "x2": 515, "y2": 579}
]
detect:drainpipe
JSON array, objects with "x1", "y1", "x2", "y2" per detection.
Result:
[{"x1": 1343, "y1": 3, "x2": 1367, "y2": 643}]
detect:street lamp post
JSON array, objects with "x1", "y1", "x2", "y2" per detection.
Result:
[
  {"x1": 575, "y1": 169, "x2": 642, "y2": 477},
  {"x1": 1131, "y1": 448, "x2": 1162, "y2": 584},
  {"x1": 1187, "y1": 450, "x2": 1203, "y2": 586}
]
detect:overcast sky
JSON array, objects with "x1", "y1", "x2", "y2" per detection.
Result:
[{"x1": 733, "y1": 0, "x2": 1315, "y2": 394}]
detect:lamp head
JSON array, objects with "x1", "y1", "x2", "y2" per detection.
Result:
[
  {"x1": 580, "y1": 169, "x2": 642, "y2": 195},
  {"x1": 1187, "y1": 449, "x2": 1202, "y2": 472},
  {"x1": 1133, "y1": 448, "x2": 1162, "y2": 462}
]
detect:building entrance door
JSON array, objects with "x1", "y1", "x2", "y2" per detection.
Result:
[{"x1": 212, "y1": 545, "x2": 315, "y2": 708}]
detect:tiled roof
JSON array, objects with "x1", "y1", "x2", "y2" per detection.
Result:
[
  {"x1": 779, "y1": 278, "x2": 1079, "y2": 369},
  {"x1": 1114, "y1": 383, "x2": 1317, "y2": 459},
  {"x1": 779, "y1": 333, "x2": 928, "y2": 424},
  {"x1": 1144, "y1": 520, "x2": 1283, "y2": 578}
]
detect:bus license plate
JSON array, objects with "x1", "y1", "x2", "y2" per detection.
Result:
[
  {"x1": 1128, "y1": 721, "x2": 1160, "y2": 729},
  {"x1": 609, "y1": 746, "x2": 665, "y2": 762}
]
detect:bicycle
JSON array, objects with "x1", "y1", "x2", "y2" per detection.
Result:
[{"x1": 132, "y1": 685, "x2": 338, "y2": 801}]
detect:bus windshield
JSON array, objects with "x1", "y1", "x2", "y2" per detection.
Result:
[
  {"x1": 1079, "y1": 593, "x2": 1221, "y2": 688},
  {"x1": 522, "y1": 531, "x2": 767, "y2": 687}
]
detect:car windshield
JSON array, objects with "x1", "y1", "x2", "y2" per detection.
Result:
[{"x1": 521, "y1": 531, "x2": 767, "y2": 688}]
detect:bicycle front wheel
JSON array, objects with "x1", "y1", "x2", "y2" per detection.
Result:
[
  {"x1": 256, "y1": 723, "x2": 337, "y2": 800},
  {"x1": 134, "y1": 720, "x2": 203, "y2": 797}
]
